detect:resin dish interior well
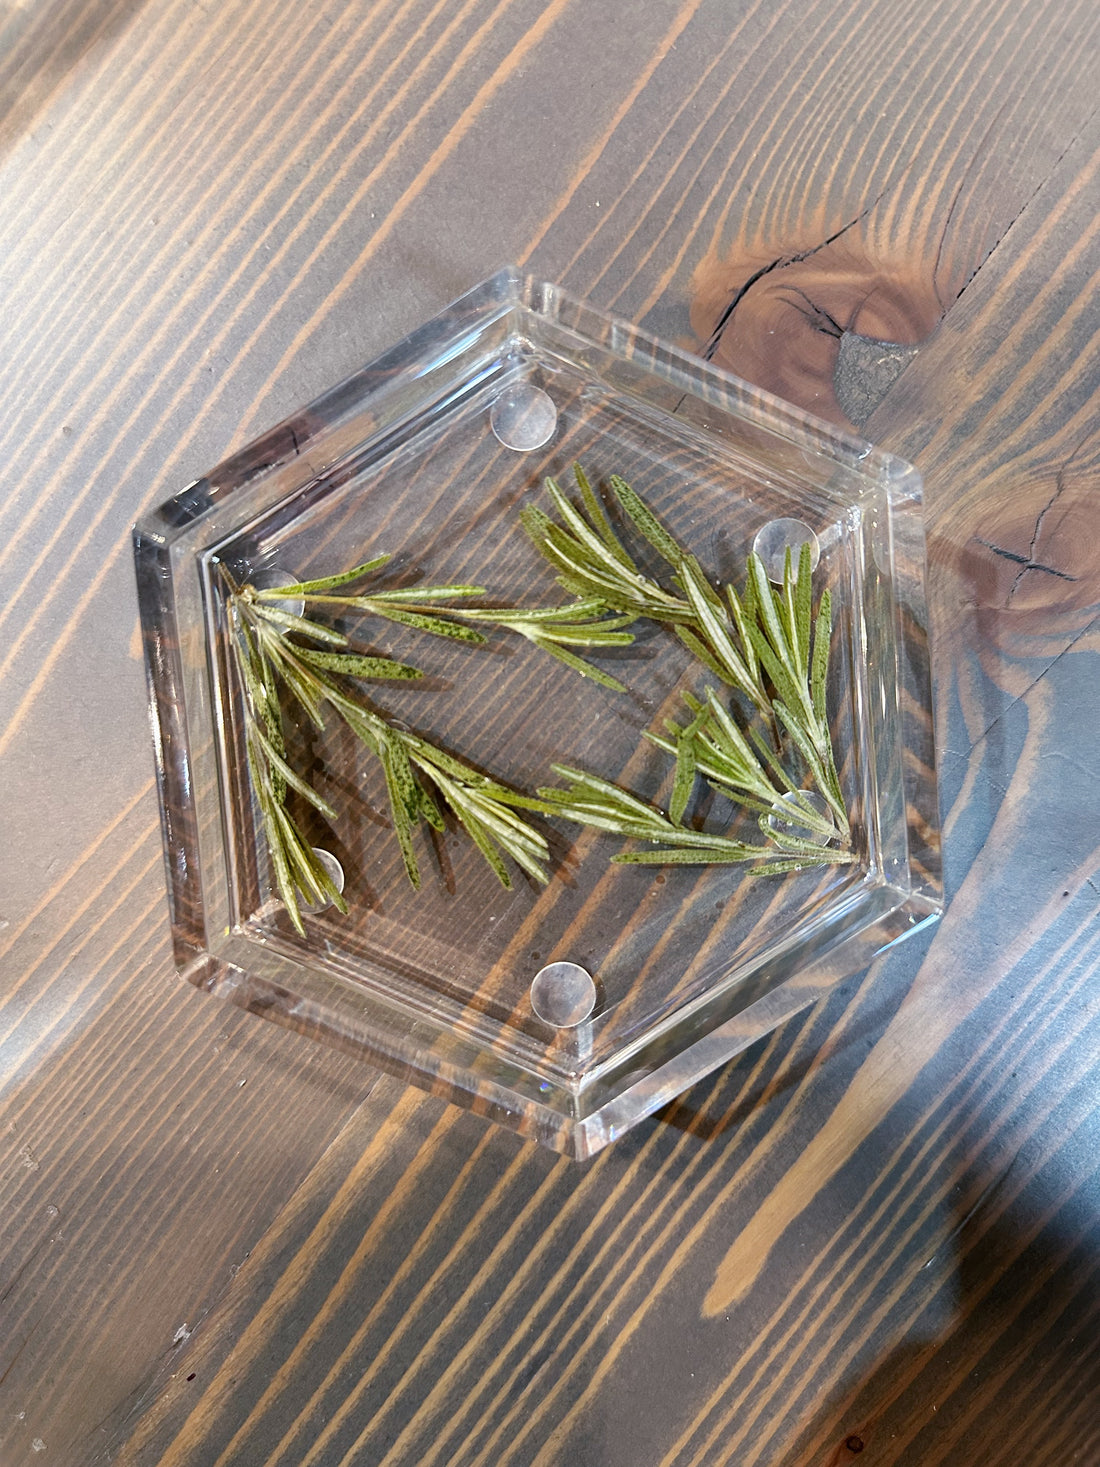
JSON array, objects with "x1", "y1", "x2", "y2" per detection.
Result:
[{"x1": 134, "y1": 267, "x2": 942, "y2": 1158}]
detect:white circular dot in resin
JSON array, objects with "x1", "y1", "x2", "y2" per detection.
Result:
[
  {"x1": 300, "y1": 848, "x2": 345, "y2": 914},
  {"x1": 253, "y1": 566, "x2": 305, "y2": 619},
  {"x1": 489, "y1": 383, "x2": 558, "y2": 451},
  {"x1": 766, "y1": 789, "x2": 836, "y2": 844},
  {"x1": 751, "y1": 518, "x2": 821, "y2": 583},
  {"x1": 530, "y1": 961, "x2": 597, "y2": 1028}
]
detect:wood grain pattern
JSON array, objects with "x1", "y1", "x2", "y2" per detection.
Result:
[{"x1": 0, "y1": 0, "x2": 1097, "y2": 1462}]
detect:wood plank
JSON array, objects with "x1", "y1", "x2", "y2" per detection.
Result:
[
  {"x1": 0, "y1": 0, "x2": 148, "y2": 155},
  {"x1": 81, "y1": 35, "x2": 1100, "y2": 1467},
  {"x1": 526, "y1": 0, "x2": 1100, "y2": 427}
]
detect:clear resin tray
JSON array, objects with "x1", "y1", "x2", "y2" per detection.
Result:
[{"x1": 134, "y1": 268, "x2": 942, "y2": 1158}]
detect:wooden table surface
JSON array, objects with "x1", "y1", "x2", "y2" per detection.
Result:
[{"x1": 2, "y1": 1, "x2": 1098, "y2": 1463}]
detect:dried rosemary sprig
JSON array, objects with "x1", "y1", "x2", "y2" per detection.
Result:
[
  {"x1": 533, "y1": 643, "x2": 855, "y2": 873},
  {"x1": 650, "y1": 689, "x2": 839, "y2": 839},
  {"x1": 254, "y1": 554, "x2": 638, "y2": 688},
  {"x1": 743, "y1": 542, "x2": 847, "y2": 832},
  {"x1": 533, "y1": 765, "x2": 769, "y2": 865},
  {"x1": 522, "y1": 467, "x2": 853, "y2": 870},
  {"x1": 534, "y1": 763, "x2": 855, "y2": 873},
  {"x1": 443, "y1": 599, "x2": 637, "y2": 692},
  {"x1": 521, "y1": 463, "x2": 772, "y2": 721},
  {"x1": 251, "y1": 554, "x2": 489, "y2": 644},
  {"x1": 224, "y1": 567, "x2": 553, "y2": 933}
]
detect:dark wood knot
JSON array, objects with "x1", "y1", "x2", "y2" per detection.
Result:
[{"x1": 690, "y1": 230, "x2": 944, "y2": 429}]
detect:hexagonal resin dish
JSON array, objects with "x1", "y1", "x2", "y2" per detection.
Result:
[{"x1": 134, "y1": 268, "x2": 941, "y2": 1158}]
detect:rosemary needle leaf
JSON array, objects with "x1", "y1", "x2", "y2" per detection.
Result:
[
  {"x1": 756, "y1": 815, "x2": 837, "y2": 856},
  {"x1": 678, "y1": 557, "x2": 757, "y2": 697},
  {"x1": 238, "y1": 648, "x2": 284, "y2": 746},
  {"x1": 780, "y1": 546, "x2": 798, "y2": 658},
  {"x1": 380, "y1": 739, "x2": 421, "y2": 889},
  {"x1": 423, "y1": 768, "x2": 549, "y2": 884},
  {"x1": 703, "y1": 785, "x2": 786, "y2": 820},
  {"x1": 673, "y1": 624, "x2": 732, "y2": 683},
  {"x1": 448, "y1": 598, "x2": 636, "y2": 687},
  {"x1": 272, "y1": 657, "x2": 327, "y2": 730},
  {"x1": 773, "y1": 700, "x2": 829, "y2": 786},
  {"x1": 574, "y1": 462, "x2": 632, "y2": 565},
  {"x1": 811, "y1": 588, "x2": 832, "y2": 727},
  {"x1": 264, "y1": 808, "x2": 306, "y2": 935},
  {"x1": 460, "y1": 606, "x2": 634, "y2": 644},
  {"x1": 537, "y1": 805, "x2": 653, "y2": 838},
  {"x1": 748, "y1": 553, "x2": 789, "y2": 665},
  {"x1": 467, "y1": 801, "x2": 547, "y2": 859},
  {"x1": 794, "y1": 539, "x2": 814, "y2": 674},
  {"x1": 288, "y1": 833, "x2": 349, "y2": 917},
  {"x1": 519, "y1": 502, "x2": 554, "y2": 542},
  {"x1": 746, "y1": 723, "x2": 799, "y2": 795},
  {"x1": 403, "y1": 739, "x2": 483, "y2": 785},
  {"x1": 545, "y1": 477, "x2": 635, "y2": 574},
  {"x1": 668, "y1": 700, "x2": 709, "y2": 825},
  {"x1": 272, "y1": 804, "x2": 329, "y2": 904},
  {"x1": 746, "y1": 619, "x2": 806, "y2": 717},
  {"x1": 609, "y1": 474, "x2": 683, "y2": 568},
  {"x1": 254, "y1": 555, "x2": 392, "y2": 596},
  {"x1": 539, "y1": 625, "x2": 635, "y2": 648},
  {"x1": 456, "y1": 810, "x2": 513, "y2": 888},
  {"x1": 669, "y1": 739, "x2": 697, "y2": 825},
  {"x1": 459, "y1": 597, "x2": 609, "y2": 626},
  {"x1": 390, "y1": 735, "x2": 422, "y2": 821},
  {"x1": 703, "y1": 688, "x2": 764, "y2": 772},
  {"x1": 612, "y1": 845, "x2": 763, "y2": 866},
  {"x1": 417, "y1": 784, "x2": 447, "y2": 832},
  {"x1": 678, "y1": 551, "x2": 727, "y2": 618},
  {"x1": 531, "y1": 640, "x2": 629, "y2": 693},
  {"x1": 367, "y1": 606, "x2": 487, "y2": 642},
  {"x1": 251, "y1": 725, "x2": 338, "y2": 819},
  {"x1": 545, "y1": 764, "x2": 660, "y2": 819},
  {"x1": 744, "y1": 857, "x2": 838, "y2": 877},
  {"x1": 725, "y1": 582, "x2": 761, "y2": 686},
  {"x1": 250, "y1": 603, "x2": 349, "y2": 645},
  {"x1": 291, "y1": 645, "x2": 424, "y2": 680},
  {"x1": 362, "y1": 584, "x2": 487, "y2": 603},
  {"x1": 269, "y1": 797, "x2": 348, "y2": 916}
]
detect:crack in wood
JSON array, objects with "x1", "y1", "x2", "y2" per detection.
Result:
[
  {"x1": 975, "y1": 536, "x2": 1078, "y2": 584},
  {"x1": 931, "y1": 96, "x2": 1014, "y2": 312},
  {"x1": 954, "y1": 110, "x2": 1097, "y2": 307},
  {"x1": 1007, "y1": 424, "x2": 1098, "y2": 599},
  {"x1": 702, "y1": 191, "x2": 887, "y2": 360},
  {"x1": 781, "y1": 286, "x2": 844, "y2": 338}
]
